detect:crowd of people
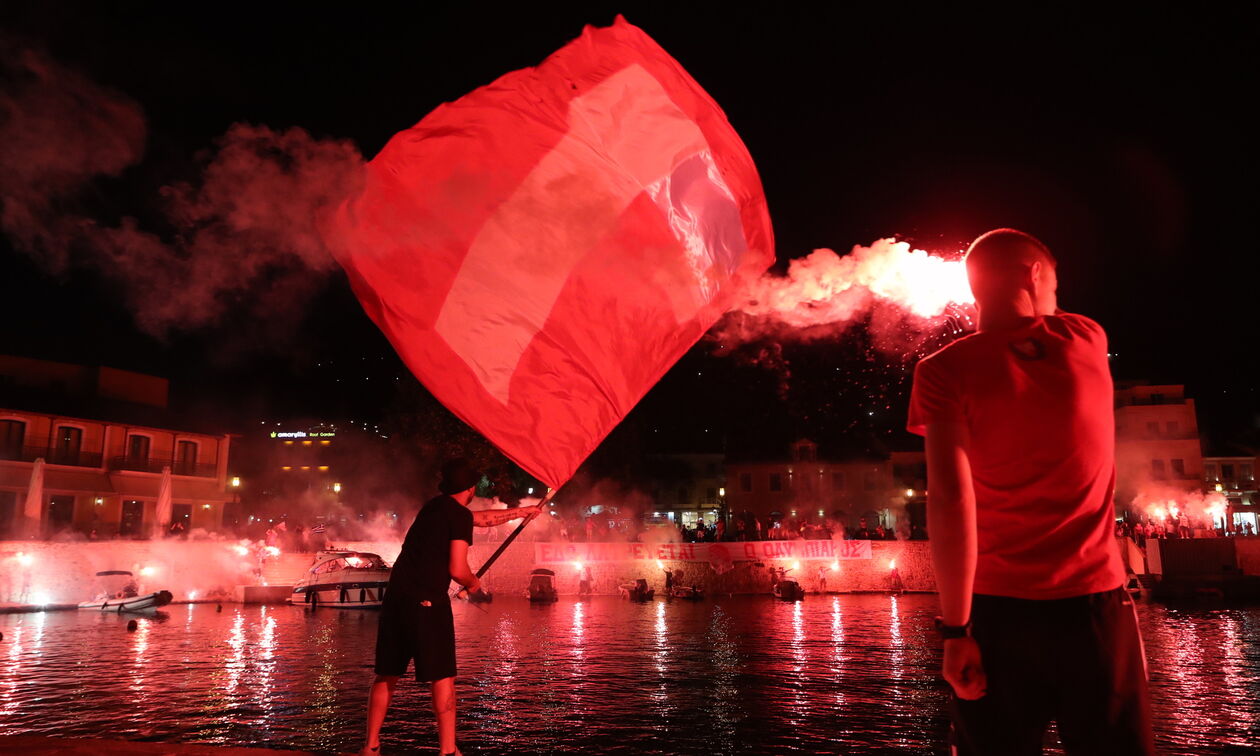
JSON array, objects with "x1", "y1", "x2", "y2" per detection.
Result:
[{"x1": 1117, "y1": 514, "x2": 1254, "y2": 540}]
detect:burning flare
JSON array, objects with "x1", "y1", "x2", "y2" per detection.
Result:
[{"x1": 734, "y1": 239, "x2": 973, "y2": 327}]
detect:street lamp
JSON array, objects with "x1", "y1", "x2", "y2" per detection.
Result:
[{"x1": 333, "y1": 482, "x2": 342, "y2": 494}]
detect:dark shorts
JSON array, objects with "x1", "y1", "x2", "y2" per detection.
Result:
[
  {"x1": 374, "y1": 595, "x2": 456, "y2": 682},
  {"x1": 951, "y1": 587, "x2": 1155, "y2": 756}
]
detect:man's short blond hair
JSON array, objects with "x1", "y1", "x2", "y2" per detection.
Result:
[{"x1": 965, "y1": 228, "x2": 1055, "y2": 303}]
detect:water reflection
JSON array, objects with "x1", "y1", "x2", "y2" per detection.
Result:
[{"x1": 0, "y1": 597, "x2": 1256, "y2": 755}]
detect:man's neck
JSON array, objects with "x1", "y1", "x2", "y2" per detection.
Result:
[{"x1": 977, "y1": 297, "x2": 1040, "y2": 332}]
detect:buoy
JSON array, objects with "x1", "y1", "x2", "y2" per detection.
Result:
[
  {"x1": 127, "y1": 620, "x2": 138, "y2": 632},
  {"x1": 1, "y1": 631, "x2": 5, "y2": 641},
  {"x1": 216, "y1": 604, "x2": 223, "y2": 612}
]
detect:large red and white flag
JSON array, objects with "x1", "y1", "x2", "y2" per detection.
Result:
[{"x1": 320, "y1": 17, "x2": 773, "y2": 488}]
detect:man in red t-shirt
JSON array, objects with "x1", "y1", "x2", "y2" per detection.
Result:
[{"x1": 908, "y1": 229, "x2": 1153, "y2": 755}]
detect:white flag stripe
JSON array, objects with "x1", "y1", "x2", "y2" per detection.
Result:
[{"x1": 434, "y1": 64, "x2": 709, "y2": 404}]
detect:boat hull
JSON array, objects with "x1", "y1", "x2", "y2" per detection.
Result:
[
  {"x1": 78, "y1": 590, "x2": 174, "y2": 613},
  {"x1": 292, "y1": 578, "x2": 389, "y2": 609}
]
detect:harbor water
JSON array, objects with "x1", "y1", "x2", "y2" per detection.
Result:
[{"x1": 1, "y1": 594, "x2": 1257, "y2": 754}]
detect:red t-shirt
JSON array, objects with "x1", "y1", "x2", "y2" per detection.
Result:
[{"x1": 907, "y1": 313, "x2": 1125, "y2": 599}]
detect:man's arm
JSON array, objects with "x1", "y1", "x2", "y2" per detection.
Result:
[
  {"x1": 925, "y1": 419, "x2": 987, "y2": 700},
  {"x1": 447, "y1": 539, "x2": 481, "y2": 594},
  {"x1": 471, "y1": 505, "x2": 542, "y2": 528}
]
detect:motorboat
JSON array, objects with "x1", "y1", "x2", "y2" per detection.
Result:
[
  {"x1": 670, "y1": 585, "x2": 703, "y2": 601},
  {"x1": 526, "y1": 568, "x2": 558, "y2": 602},
  {"x1": 78, "y1": 570, "x2": 173, "y2": 613},
  {"x1": 291, "y1": 550, "x2": 390, "y2": 609},
  {"x1": 619, "y1": 578, "x2": 655, "y2": 602},
  {"x1": 773, "y1": 579, "x2": 805, "y2": 601}
]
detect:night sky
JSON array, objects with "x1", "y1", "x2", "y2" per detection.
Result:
[{"x1": 1, "y1": 4, "x2": 1256, "y2": 463}]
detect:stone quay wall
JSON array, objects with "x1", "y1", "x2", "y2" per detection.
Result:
[{"x1": 342, "y1": 538, "x2": 937, "y2": 596}]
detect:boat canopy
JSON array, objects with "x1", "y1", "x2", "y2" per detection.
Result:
[
  {"x1": 530, "y1": 568, "x2": 556, "y2": 576},
  {"x1": 96, "y1": 570, "x2": 133, "y2": 576}
]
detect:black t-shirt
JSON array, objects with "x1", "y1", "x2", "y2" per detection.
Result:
[{"x1": 387, "y1": 495, "x2": 474, "y2": 602}]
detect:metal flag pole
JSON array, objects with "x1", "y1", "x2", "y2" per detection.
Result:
[{"x1": 452, "y1": 486, "x2": 557, "y2": 599}]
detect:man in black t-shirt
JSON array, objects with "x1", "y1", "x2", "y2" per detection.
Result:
[{"x1": 360, "y1": 458, "x2": 540, "y2": 756}]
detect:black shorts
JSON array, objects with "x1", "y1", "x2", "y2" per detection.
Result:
[
  {"x1": 374, "y1": 596, "x2": 456, "y2": 682},
  {"x1": 951, "y1": 587, "x2": 1155, "y2": 756}
]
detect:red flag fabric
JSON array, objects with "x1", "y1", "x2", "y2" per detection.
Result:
[{"x1": 320, "y1": 17, "x2": 773, "y2": 488}]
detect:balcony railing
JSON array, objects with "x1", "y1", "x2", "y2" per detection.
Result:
[
  {"x1": 0, "y1": 445, "x2": 103, "y2": 468},
  {"x1": 109, "y1": 456, "x2": 218, "y2": 478}
]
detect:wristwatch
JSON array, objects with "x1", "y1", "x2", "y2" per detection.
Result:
[{"x1": 934, "y1": 616, "x2": 972, "y2": 640}]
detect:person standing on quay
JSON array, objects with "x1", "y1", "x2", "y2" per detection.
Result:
[
  {"x1": 908, "y1": 229, "x2": 1154, "y2": 755},
  {"x1": 361, "y1": 458, "x2": 540, "y2": 756}
]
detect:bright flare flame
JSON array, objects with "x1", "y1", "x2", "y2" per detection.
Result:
[
  {"x1": 830, "y1": 561, "x2": 840, "y2": 571},
  {"x1": 888, "y1": 559, "x2": 897, "y2": 570},
  {"x1": 345, "y1": 556, "x2": 362, "y2": 567},
  {"x1": 656, "y1": 560, "x2": 665, "y2": 570},
  {"x1": 139, "y1": 566, "x2": 157, "y2": 577},
  {"x1": 791, "y1": 561, "x2": 801, "y2": 571},
  {"x1": 188, "y1": 590, "x2": 199, "y2": 601},
  {"x1": 737, "y1": 239, "x2": 974, "y2": 326},
  {"x1": 264, "y1": 546, "x2": 281, "y2": 557},
  {"x1": 14, "y1": 552, "x2": 34, "y2": 567},
  {"x1": 573, "y1": 561, "x2": 584, "y2": 571},
  {"x1": 30, "y1": 591, "x2": 53, "y2": 606},
  {"x1": 232, "y1": 545, "x2": 250, "y2": 556}
]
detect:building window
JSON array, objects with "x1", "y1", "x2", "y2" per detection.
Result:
[
  {"x1": 706, "y1": 462, "x2": 717, "y2": 476},
  {"x1": 0, "y1": 490, "x2": 17, "y2": 539},
  {"x1": 1151, "y1": 459, "x2": 1166, "y2": 479},
  {"x1": 176, "y1": 440, "x2": 198, "y2": 475},
  {"x1": 1244, "y1": 464, "x2": 1254, "y2": 481},
  {"x1": 677, "y1": 486, "x2": 689, "y2": 504},
  {"x1": 0, "y1": 419, "x2": 25, "y2": 459},
  {"x1": 739, "y1": 472, "x2": 752, "y2": 492},
  {"x1": 1221, "y1": 464, "x2": 1235, "y2": 481},
  {"x1": 706, "y1": 487, "x2": 717, "y2": 501},
  {"x1": 1165, "y1": 421, "x2": 1179, "y2": 435},
  {"x1": 1170, "y1": 459, "x2": 1185, "y2": 478},
  {"x1": 1145, "y1": 421, "x2": 1159, "y2": 437},
  {"x1": 1205, "y1": 463, "x2": 1217, "y2": 480},
  {"x1": 52, "y1": 426, "x2": 83, "y2": 465},
  {"x1": 127, "y1": 434, "x2": 151, "y2": 463},
  {"x1": 769, "y1": 473, "x2": 782, "y2": 492},
  {"x1": 120, "y1": 499, "x2": 144, "y2": 536},
  {"x1": 831, "y1": 471, "x2": 845, "y2": 490},
  {"x1": 863, "y1": 472, "x2": 878, "y2": 491},
  {"x1": 1151, "y1": 393, "x2": 1164, "y2": 404}
]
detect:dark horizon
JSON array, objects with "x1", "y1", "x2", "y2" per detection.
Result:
[{"x1": 1, "y1": 3, "x2": 1255, "y2": 460}]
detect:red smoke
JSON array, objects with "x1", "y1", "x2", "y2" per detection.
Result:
[
  {"x1": 0, "y1": 41, "x2": 364, "y2": 340},
  {"x1": 710, "y1": 239, "x2": 975, "y2": 355}
]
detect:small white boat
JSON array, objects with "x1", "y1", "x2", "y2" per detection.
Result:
[
  {"x1": 291, "y1": 550, "x2": 390, "y2": 609},
  {"x1": 78, "y1": 570, "x2": 174, "y2": 612}
]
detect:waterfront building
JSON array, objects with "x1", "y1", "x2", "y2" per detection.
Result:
[
  {"x1": 1113, "y1": 383, "x2": 1204, "y2": 509},
  {"x1": 724, "y1": 439, "x2": 908, "y2": 533},
  {"x1": 0, "y1": 356, "x2": 233, "y2": 538},
  {"x1": 1204, "y1": 452, "x2": 1259, "y2": 533},
  {"x1": 643, "y1": 452, "x2": 726, "y2": 530}
]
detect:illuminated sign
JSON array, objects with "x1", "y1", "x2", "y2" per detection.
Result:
[{"x1": 270, "y1": 431, "x2": 336, "y2": 439}]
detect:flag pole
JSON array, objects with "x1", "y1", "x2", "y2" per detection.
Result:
[{"x1": 452, "y1": 486, "x2": 557, "y2": 599}]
